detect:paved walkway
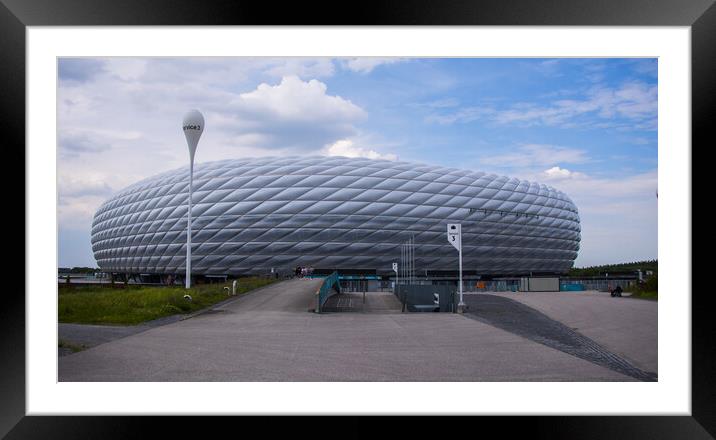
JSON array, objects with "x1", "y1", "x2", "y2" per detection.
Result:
[
  {"x1": 476, "y1": 290, "x2": 658, "y2": 374},
  {"x1": 462, "y1": 294, "x2": 656, "y2": 381},
  {"x1": 60, "y1": 323, "x2": 147, "y2": 356},
  {"x1": 58, "y1": 281, "x2": 284, "y2": 356},
  {"x1": 59, "y1": 279, "x2": 634, "y2": 382}
]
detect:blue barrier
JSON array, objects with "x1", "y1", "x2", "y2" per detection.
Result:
[
  {"x1": 315, "y1": 271, "x2": 341, "y2": 313},
  {"x1": 560, "y1": 283, "x2": 585, "y2": 291},
  {"x1": 338, "y1": 275, "x2": 381, "y2": 280}
]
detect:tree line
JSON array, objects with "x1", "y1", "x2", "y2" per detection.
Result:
[
  {"x1": 567, "y1": 259, "x2": 658, "y2": 277},
  {"x1": 58, "y1": 267, "x2": 100, "y2": 274}
]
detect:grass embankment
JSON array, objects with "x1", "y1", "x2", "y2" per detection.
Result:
[
  {"x1": 59, "y1": 277, "x2": 278, "y2": 325},
  {"x1": 627, "y1": 291, "x2": 658, "y2": 300},
  {"x1": 625, "y1": 273, "x2": 658, "y2": 301},
  {"x1": 58, "y1": 339, "x2": 88, "y2": 353}
]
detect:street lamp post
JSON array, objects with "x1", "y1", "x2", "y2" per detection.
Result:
[{"x1": 182, "y1": 110, "x2": 204, "y2": 289}]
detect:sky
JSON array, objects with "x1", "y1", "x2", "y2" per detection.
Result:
[{"x1": 57, "y1": 57, "x2": 658, "y2": 268}]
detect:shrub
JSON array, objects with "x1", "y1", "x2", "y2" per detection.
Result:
[{"x1": 644, "y1": 273, "x2": 657, "y2": 292}]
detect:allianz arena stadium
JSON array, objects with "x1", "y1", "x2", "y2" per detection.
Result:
[{"x1": 91, "y1": 156, "x2": 580, "y2": 278}]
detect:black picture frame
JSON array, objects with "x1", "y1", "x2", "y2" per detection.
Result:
[{"x1": 5, "y1": 0, "x2": 710, "y2": 437}]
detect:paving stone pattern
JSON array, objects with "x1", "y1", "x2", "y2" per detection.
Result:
[{"x1": 463, "y1": 294, "x2": 657, "y2": 382}]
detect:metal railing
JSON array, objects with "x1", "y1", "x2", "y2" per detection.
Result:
[
  {"x1": 462, "y1": 278, "x2": 637, "y2": 292},
  {"x1": 559, "y1": 279, "x2": 637, "y2": 292},
  {"x1": 315, "y1": 271, "x2": 341, "y2": 313},
  {"x1": 464, "y1": 279, "x2": 520, "y2": 292},
  {"x1": 395, "y1": 284, "x2": 457, "y2": 313},
  {"x1": 399, "y1": 235, "x2": 415, "y2": 285}
]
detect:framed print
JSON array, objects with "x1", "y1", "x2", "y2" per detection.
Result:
[{"x1": 6, "y1": 0, "x2": 712, "y2": 437}]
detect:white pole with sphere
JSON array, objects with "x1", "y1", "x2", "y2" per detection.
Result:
[{"x1": 182, "y1": 110, "x2": 204, "y2": 289}]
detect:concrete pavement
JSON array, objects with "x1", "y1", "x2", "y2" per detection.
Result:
[
  {"x1": 58, "y1": 280, "x2": 285, "y2": 355},
  {"x1": 478, "y1": 290, "x2": 657, "y2": 373},
  {"x1": 59, "y1": 279, "x2": 635, "y2": 381},
  {"x1": 462, "y1": 293, "x2": 656, "y2": 381}
]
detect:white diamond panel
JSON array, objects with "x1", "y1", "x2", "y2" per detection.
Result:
[{"x1": 91, "y1": 156, "x2": 581, "y2": 274}]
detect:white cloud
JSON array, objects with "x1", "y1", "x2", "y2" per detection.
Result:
[
  {"x1": 93, "y1": 57, "x2": 337, "y2": 85},
  {"x1": 567, "y1": 170, "x2": 657, "y2": 267},
  {"x1": 58, "y1": 58, "x2": 106, "y2": 83},
  {"x1": 414, "y1": 98, "x2": 460, "y2": 109},
  {"x1": 479, "y1": 144, "x2": 590, "y2": 168},
  {"x1": 322, "y1": 139, "x2": 398, "y2": 161},
  {"x1": 58, "y1": 196, "x2": 106, "y2": 228},
  {"x1": 213, "y1": 76, "x2": 367, "y2": 150},
  {"x1": 629, "y1": 59, "x2": 658, "y2": 78},
  {"x1": 502, "y1": 167, "x2": 657, "y2": 267},
  {"x1": 59, "y1": 64, "x2": 367, "y2": 159},
  {"x1": 57, "y1": 175, "x2": 114, "y2": 237},
  {"x1": 103, "y1": 58, "x2": 148, "y2": 81},
  {"x1": 468, "y1": 142, "x2": 656, "y2": 267},
  {"x1": 561, "y1": 170, "x2": 657, "y2": 202},
  {"x1": 57, "y1": 60, "x2": 374, "y2": 259},
  {"x1": 59, "y1": 131, "x2": 110, "y2": 155},
  {"x1": 628, "y1": 136, "x2": 652, "y2": 145},
  {"x1": 498, "y1": 82, "x2": 657, "y2": 126},
  {"x1": 264, "y1": 59, "x2": 335, "y2": 78},
  {"x1": 59, "y1": 174, "x2": 114, "y2": 198},
  {"x1": 342, "y1": 57, "x2": 403, "y2": 73},
  {"x1": 58, "y1": 174, "x2": 118, "y2": 233},
  {"x1": 550, "y1": 169, "x2": 657, "y2": 267},
  {"x1": 542, "y1": 166, "x2": 586, "y2": 181},
  {"x1": 235, "y1": 76, "x2": 364, "y2": 122},
  {"x1": 425, "y1": 106, "x2": 495, "y2": 125},
  {"x1": 59, "y1": 128, "x2": 143, "y2": 157},
  {"x1": 427, "y1": 81, "x2": 657, "y2": 130},
  {"x1": 523, "y1": 59, "x2": 564, "y2": 78}
]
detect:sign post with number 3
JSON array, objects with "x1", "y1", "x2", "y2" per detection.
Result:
[{"x1": 447, "y1": 223, "x2": 464, "y2": 311}]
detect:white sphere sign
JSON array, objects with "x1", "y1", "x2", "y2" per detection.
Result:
[
  {"x1": 182, "y1": 109, "x2": 204, "y2": 161},
  {"x1": 447, "y1": 223, "x2": 461, "y2": 251}
]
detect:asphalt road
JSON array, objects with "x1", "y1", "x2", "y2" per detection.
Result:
[{"x1": 59, "y1": 279, "x2": 636, "y2": 382}]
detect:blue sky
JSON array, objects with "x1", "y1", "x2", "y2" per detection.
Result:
[{"x1": 58, "y1": 57, "x2": 657, "y2": 268}]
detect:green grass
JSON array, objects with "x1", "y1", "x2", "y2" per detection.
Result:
[
  {"x1": 58, "y1": 339, "x2": 88, "y2": 353},
  {"x1": 627, "y1": 290, "x2": 658, "y2": 301},
  {"x1": 58, "y1": 277, "x2": 278, "y2": 325},
  {"x1": 624, "y1": 273, "x2": 657, "y2": 301}
]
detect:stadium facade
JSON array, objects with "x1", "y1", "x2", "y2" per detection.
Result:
[{"x1": 91, "y1": 156, "x2": 580, "y2": 278}]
